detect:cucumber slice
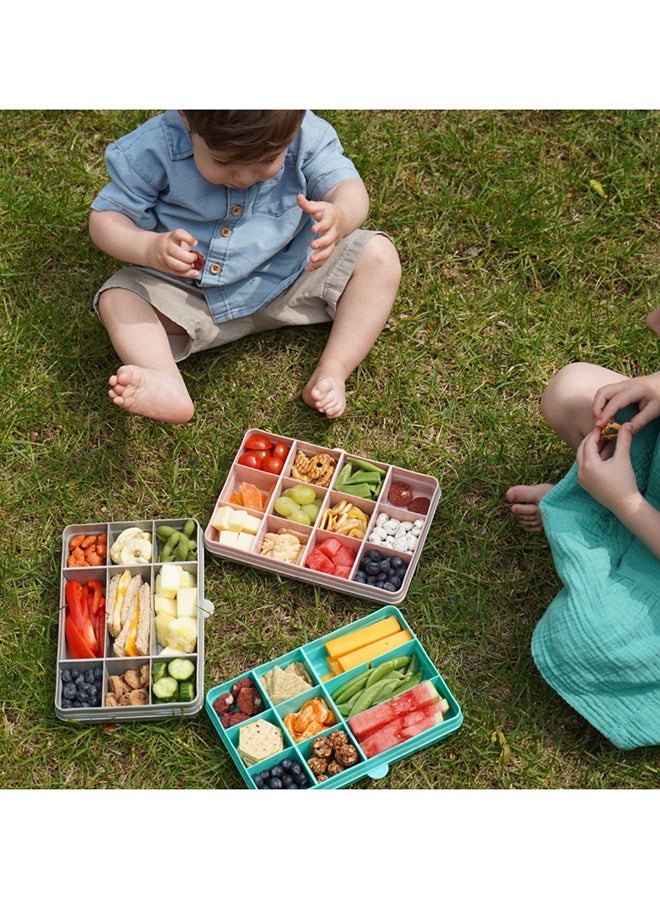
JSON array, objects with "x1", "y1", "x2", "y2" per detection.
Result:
[
  {"x1": 167, "y1": 657, "x2": 196, "y2": 681},
  {"x1": 152, "y1": 675, "x2": 179, "y2": 702},
  {"x1": 178, "y1": 681, "x2": 195, "y2": 703},
  {"x1": 151, "y1": 660, "x2": 168, "y2": 682}
]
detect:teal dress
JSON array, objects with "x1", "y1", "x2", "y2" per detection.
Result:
[{"x1": 532, "y1": 411, "x2": 660, "y2": 750}]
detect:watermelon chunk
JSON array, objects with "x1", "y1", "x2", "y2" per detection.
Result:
[
  {"x1": 348, "y1": 680, "x2": 440, "y2": 740},
  {"x1": 359, "y1": 703, "x2": 445, "y2": 758},
  {"x1": 318, "y1": 537, "x2": 343, "y2": 559},
  {"x1": 305, "y1": 547, "x2": 336, "y2": 574},
  {"x1": 333, "y1": 544, "x2": 356, "y2": 568},
  {"x1": 333, "y1": 564, "x2": 353, "y2": 579}
]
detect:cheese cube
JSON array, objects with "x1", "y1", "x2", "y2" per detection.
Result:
[
  {"x1": 176, "y1": 586, "x2": 198, "y2": 618},
  {"x1": 218, "y1": 530, "x2": 240, "y2": 547},
  {"x1": 243, "y1": 513, "x2": 261, "y2": 535},
  {"x1": 236, "y1": 531, "x2": 256, "y2": 551},
  {"x1": 158, "y1": 563, "x2": 182, "y2": 598},
  {"x1": 228, "y1": 509, "x2": 247, "y2": 532},
  {"x1": 211, "y1": 506, "x2": 233, "y2": 531}
]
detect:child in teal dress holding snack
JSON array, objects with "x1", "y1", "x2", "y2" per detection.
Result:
[
  {"x1": 508, "y1": 309, "x2": 660, "y2": 750},
  {"x1": 89, "y1": 110, "x2": 400, "y2": 424}
]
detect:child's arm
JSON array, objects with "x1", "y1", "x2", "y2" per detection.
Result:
[
  {"x1": 576, "y1": 423, "x2": 660, "y2": 558},
  {"x1": 297, "y1": 179, "x2": 369, "y2": 270},
  {"x1": 89, "y1": 209, "x2": 202, "y2": 278}
]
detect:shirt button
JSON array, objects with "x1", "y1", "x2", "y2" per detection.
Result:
[
  {"x1": 231, "y1": 204, "x2": 243, "y2": 216},
  {"x1": 220, "y1": 226, "x2": 232, "y2": 238},
  {"x1": 209, "y1": 262, "x2": 222, "y2": 275}
]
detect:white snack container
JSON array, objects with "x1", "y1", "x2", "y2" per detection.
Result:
[
  {"x1": 55, "y1": 518, "x2": 213, "y2": 722},
  {"x1": 204, "y1": 430, "x2": 441, "y2": 605}
]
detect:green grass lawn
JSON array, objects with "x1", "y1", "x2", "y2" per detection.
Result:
[{"x1": 1, "y1": 111, "x2": 658, "y2": 809}]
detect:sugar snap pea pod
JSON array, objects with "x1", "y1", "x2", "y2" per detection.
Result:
[
  {"x1": 331, "y1": 668, "x2": 371, "y2": 704},
  {"x1": 404, "y1": 653, "x2": 420, "y2": 677},
  {"x1": 183, "y1": 518, "x2": 196, "y2": 537},
  {"x1": 380, "y1": 671, "x2": 423, "y2": 702},
  {"x1": 341, "y1": 482, "x2": 373, "y2": 499},
  {"x1": 351, "y1": 458, "x2": 387, "y2": 475},
  {"x1": 348, "y1": 675, "x2": 406, "y2": 716},
  {"x1": 345, "y1": 470, "x2": 383, "y2": 485},
  {"x1": 335, "y1": 463, "x2": 352, "y2": 487},
  {"x1": 365, "y1": 656, "x2": 411, "y2": 688}
]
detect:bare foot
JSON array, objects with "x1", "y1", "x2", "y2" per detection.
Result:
[
  {"x1": 108, "y1": 364, "x2": 194, "y2": 424},
  {"x1": 506, "y1": 483, "x2": 554, "y2": 533},
  {"x1": 302, "y1": 364, "x2": 347, "y2": 419}
]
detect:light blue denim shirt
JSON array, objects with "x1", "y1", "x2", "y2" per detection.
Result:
[{"x1": 91, "y1": 110, "x2": 361, "y2": 324}]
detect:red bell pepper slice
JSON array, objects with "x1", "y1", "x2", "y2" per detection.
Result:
[
  {"x1": 65, "y1": 616, "x2": 97, "y2": 659},
  {"x1": 87, "y1": 580, "x2": 106, "y2": 655},
  {"x1": 65, "y1": 579, "x2": 99, "y2": 656}
]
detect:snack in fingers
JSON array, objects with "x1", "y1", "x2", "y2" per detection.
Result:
[{"x1": 600, "y1": 420, "x2": 621, "y2": 441}]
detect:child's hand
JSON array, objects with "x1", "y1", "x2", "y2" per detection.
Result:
[
  {"x1": 297, "y1": 193, "x2": 347, "y2": 270},
  {"x1": 576, "y1": 422, "x2": 641, "y2": 517},
  {"x1": 592, "y1": 373, "x2": 660, "y2": 435},
  {"x1": 149, "y1": 228, "x2": 202, "y2": 278}
]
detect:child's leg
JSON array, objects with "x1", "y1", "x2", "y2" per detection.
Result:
[
  {"x1": 646, "y1": 307, "x2": 660, "y2": 335},
  {"x1": 302, "y1": 235, "x2": 401, "y2": 418},
  {"x1": 507, "y1": 362, "x2": 628, "y2": 531},
  {"x1": 540, "y1": 362, "x2": 628, "y2": 451},
  {"x1": 97, "y1": 287, "x2": 195, "y2": 424}
]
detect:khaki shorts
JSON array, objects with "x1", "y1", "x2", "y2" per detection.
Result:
[{"x1": 94, "y1": 229, "x2": 383, "y2": 362}]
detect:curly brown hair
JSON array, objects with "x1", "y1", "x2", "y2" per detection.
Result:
[{"x1": 182, "y1": 110, "x2": 305, "y2": 162}]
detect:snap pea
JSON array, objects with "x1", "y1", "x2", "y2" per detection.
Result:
[
  {"x1": 351, "y1": 458, "x2": 387, "y2": 476},
  {"x1": 365, "y1": 656, "x2": 411, "y2": 688},
  {"x1": 348, "y1": 675, "x2": 406, "y2": 716},
  {"x1": 331, "y1": 668, "x2": 371, "y2": 704},
  {"x1": 405, "y1": 654, "x2": 420, "y2": 677}
]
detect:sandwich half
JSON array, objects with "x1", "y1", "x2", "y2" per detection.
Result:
[{"x1": 107, "y1": 571, "x2": 152, "y2": 657}]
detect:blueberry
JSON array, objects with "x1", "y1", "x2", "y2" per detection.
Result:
[
  {"x1": 290, "y1": 762, "x2": 302, "y2": 777},
  {"x1": 75, "y1": 674, "x2": 85, "y2": 687},
  {"x1": 63, "y1": 683, "x2": 76, "y2": 700},
  {"x1": 85, "y1": 670, "x2": 96, "y2": 684},
  {"x1": 281, "y1": 758, "x2": 293, "y2": 771},
  {"x1": 76, "y1": 688, "x2": 88, "y2": 702},
  {"x1": 383, "y1": 581, "x2": 397, "y2": 591},
  {"x1": 61, "y1": 669, "x2": 72, "y2": 683},
  {"x1": 294, "y1": 772, "x2": 308, "y2": 786},
  {"x1": 379, "y1": 558, "x2": 392, "y2": 572},
  {"x1": 93, "y1": 666, "x2": 103, "y2": 681},
  {"x1": 253, "y1": 773, "x2": 264, "y2": 788},
  {"x1": 353, "y1": 571, "x2": 367, "y2": 583},
  {"x1": 389, "y1": 575, "x2": 402, "y2": 589},
  {"x1": 281, "y1": 775, "x2": 294, "y2": 788},
  {"x1": 269, "y1": 777, "x2": 283, "y2": 789},
  {"x1": 390, "y1": 556, "x2": 404, "y2": 569},
  {"x1": 70, "y1": 668, "x2": 80, "y2": 680},
  {"x1": 368, "y1": 550, "x2": 383, "y2": 562},
  {"x1": 270, "y1": 765, "x2": 284, "y2": 779},
  {"x1": 365, "y1": 561, "x2": 380, "y2": 577},
  {"x1": 61, "y1": 698, "x2": 72, "y2": 708}
]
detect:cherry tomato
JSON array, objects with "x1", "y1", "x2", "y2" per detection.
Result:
[
  {"x1": 262, "y1": 456, "x2": 284, "y2": 475},
  {"x1": 245, "y1": 434, "x2": 273, "y2": 451},
  {"x1": 253, "y1": 448, "x2": 272, "y2": 462},
  {"x1": 238, "y1": 451, "x2": 261, "y2": 469},
  {"x1": 272, "y1": 442, "x2": 289, "y2": 460}
]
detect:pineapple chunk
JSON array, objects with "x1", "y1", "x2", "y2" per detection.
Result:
[
  {"x1": 179, "y1": 569, "x2": 197, "y2": 589},
  {"x1": 155, "y1": 611, "x2": 176, "y2": 646},
  {"x1": 154, "y1": 593, "x2": 178, "y2": 617},
  {"x1": 176, "y1": 586, "x2": 198, "y2": 618},
  {"x1": 158, "y1": 563, "x2": 182, "y2": 598},
  {"x1": 165, "y1": 616, "x2": 198, "y2": 653}
]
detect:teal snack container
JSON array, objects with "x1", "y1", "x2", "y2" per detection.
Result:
[{"x1": 205, "y1": 607, "x2": 462, "y2": 789}]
